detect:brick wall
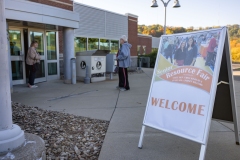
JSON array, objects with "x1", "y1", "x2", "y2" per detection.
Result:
[
  {"x1": 127, "y1": 15, "x2": 138, "y2": 57},
  {"x1": 58, "y1": 30, "x2": 64, "y2": 54},
  {"x1": 29, "y1": 0, "x2": 73, "y2": 11},
  {"x1": 138, "y1": 35, "x2": 152, "y2": 55}
]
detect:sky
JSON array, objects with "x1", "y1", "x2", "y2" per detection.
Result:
[{"x1": 75, "y1": 0, "x2": 240, "y2": 28}]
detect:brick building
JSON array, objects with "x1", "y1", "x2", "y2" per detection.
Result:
[{"x1": 137, "y1": 34, "x2": 152, "y2": 55}]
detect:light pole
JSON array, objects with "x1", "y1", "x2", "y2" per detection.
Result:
[{"x1": 151, "y1": 0, "x2": 181, "y2": 35}]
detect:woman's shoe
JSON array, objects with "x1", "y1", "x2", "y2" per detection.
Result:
[
  {"x1": 119, "y1": 87, "x2": 126, "y2": 91},
  {"x1": 31, "y1": 85, "x2": 38, "y2": 88}
]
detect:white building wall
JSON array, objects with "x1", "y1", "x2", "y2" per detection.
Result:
[
  {"x1": 74, "y1": 2, "x2": 128, "y2": 39},
  {"x1": 152, "y1": 37, "x2": 160, "y2": 48}
]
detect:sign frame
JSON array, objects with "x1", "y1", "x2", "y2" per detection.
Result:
[{"x1": 138, "y1": 27, "x2": 239, "y2": 160}]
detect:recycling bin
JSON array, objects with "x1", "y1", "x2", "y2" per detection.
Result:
[{"x1": 76, "y1": 50, "x2": 110, "y2": 82}]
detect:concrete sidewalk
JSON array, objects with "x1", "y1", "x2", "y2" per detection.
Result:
[
  {"x1": 11, "y1": 68, "x2": 240, "y2": 160},
  {"x1": 98, "y1": 68, "x2": 240, "y2": 160}
]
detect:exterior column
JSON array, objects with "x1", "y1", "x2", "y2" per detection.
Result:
[
  {"x1": 0, "y1": 0, "x2": 25, "y2": 154},
  {"x1": 63, "y1": 27, "x2": 74, "y2": 84}
]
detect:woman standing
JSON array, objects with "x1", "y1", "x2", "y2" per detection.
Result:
[
  {"x1": 26, "y1": 41, "x2": 41, "y2": 88},
  {"x1": 174, "y1": 41, "x2": 186, "y2": 66},
  {"x1": 184, "y1": 37, "x2": 198, "y2": 66},
  {"x1": 116, "y1": 35, "x2": 131, "y2": 91}
]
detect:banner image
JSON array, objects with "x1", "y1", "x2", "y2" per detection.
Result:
[{"x1": 143, "y1": 28, "x2": 224, "y2": 143}]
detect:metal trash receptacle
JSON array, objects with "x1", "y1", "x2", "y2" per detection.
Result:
[
  {"x1": 106, "y1": 54, "x2": 117, "y2": 79},
  {"x1": 76, "y1": 50, "x2": 110, "y2": 83}
]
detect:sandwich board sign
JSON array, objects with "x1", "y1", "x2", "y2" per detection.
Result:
[{"x1": 138, "y1": 27, "x2": 239, "y2": 160}]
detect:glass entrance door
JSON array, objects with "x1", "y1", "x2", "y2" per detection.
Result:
[
  {"x1": 29, "y1": 30, "x2": 47, "y2": 83},
  {"x1": 9, "y1": 29, "x2": 26, "y2": 85},
  {"x1": 46, "y1": 31, "x2": 59, "y2": 80}
]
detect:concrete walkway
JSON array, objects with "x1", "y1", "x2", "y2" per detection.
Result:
[{"x1": 11, "y1": 68, "x2": 240, "y2": 160}]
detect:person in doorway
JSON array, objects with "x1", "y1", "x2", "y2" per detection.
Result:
[
  {"x1": 116, "y1": 35, "x2": 131, "y2": 91},
  {"x1": 174, "y1": 41, "x2": 186, "y2": 66},
  {"x1": 184, "y1": 37, "x2": 198, "y2": 66},
  {"x1": 26, "y1": 41, "x2": 41, "y2": 88}
]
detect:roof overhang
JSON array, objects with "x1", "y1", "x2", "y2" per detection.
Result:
[{"x1": 5, "y1": 0, "x2": 79, "y2": 29}]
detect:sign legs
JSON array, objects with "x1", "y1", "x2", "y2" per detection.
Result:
[
  {"x1": 232, "y1": 107, "x2": 240, "y2": 145},
  {"x1": 138, "y1": 125, "x2": 146, "y2": 149},
  {"x1": 199, "y1": 144, "x2": 207, "y2": 160}
]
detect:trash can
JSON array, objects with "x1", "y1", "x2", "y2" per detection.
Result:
[
  {"x1": 142, "y1": 57, "x2": 150, "y2": 68},
  {"x1": 76, "y1": 50, "x2": 110, "y2": 83},
  {"x1": 106, "y1": 54, "x2": 117, "y2": 79}
]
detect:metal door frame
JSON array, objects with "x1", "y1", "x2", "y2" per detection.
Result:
[
  {"x1": 28, "y1": 28, "x2": 47, "y2": 83},
  {"x1": 9, "y1": 28, "x2": 26, "y2": 85}
]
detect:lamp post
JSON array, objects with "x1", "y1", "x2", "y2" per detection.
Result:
[{"x1": 151, "y1": 0, "x2": 181, "y2": 35}]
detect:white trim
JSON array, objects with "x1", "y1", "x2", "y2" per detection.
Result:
[
  {"x1": 48, "y1": 0, "x2": 73, "y2": 6},
  {"x1": 46, "y1": 31, "x2": 60, "y2": 80},
  {"x1": 128, "y1": 19, "x2": 138, "y2": 22},
  {"x1": 125, "y1": 13, "x2": 138, "y2": 18},
  {"x1": 9, "y1": 27, "x2": 26, "y2": 85},
  {"x1": 5, "y1": 0, "x2": 79, "y2": 28}
]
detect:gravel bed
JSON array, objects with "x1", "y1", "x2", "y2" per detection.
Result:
[{"x1": 12, "y1": 102, "x2": 109, "y2": 160}]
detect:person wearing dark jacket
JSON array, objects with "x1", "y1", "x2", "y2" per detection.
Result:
[
  {"x1": 174, "y1": 41, "x2": 186, "y2": 66},
  {"x1": 164, "y1": 43, "x2": 173, "y2": 63},
  {"x1": 116, "y1": 35, "x2": 132, "y2": 91},
  {"x1": 184, "y1": 37, "x2": 198, "y2": 66}
]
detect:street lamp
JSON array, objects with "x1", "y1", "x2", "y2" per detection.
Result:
[{"x1": 151, "y1": 0, "x2": 181, "y2": 35}]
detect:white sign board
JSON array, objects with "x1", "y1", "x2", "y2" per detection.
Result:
[{"x1": 138, "y1": 27, "x2": 239, "y2": 160}]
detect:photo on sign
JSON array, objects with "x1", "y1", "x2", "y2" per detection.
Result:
[
  {"x1": 156, "y1": 30, "x2": 221, "y2": 93},
  {"x1": 160, "y1": 30, "x2": 221, "y2": 71}
]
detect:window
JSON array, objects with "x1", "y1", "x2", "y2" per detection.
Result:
[
  {"x1": 100, "y1": 39, "x2": 110, "y2": 50},
  {"x1": 48, "y1": 63, "x2": 57, "y2": 75},
  {"x1": 30, "y1": 31, "x2": 44, "y2": 55},
  {"x1": 143, "y1": 46, "x2": 146, "y2": 55},
  {"x1": 46, "y1": 31, "x2": 57, "y2": 60},
  {"x1": 88, "y1": 38, "x2": 99, "y2": 50},
  {"x1": 9, "y1": 30, "x2": 22, "y2": 56},
  {"x1": 137, "y1": 45, "x2": 141, "y2": 55},
  {"x1": 110, "y1": 40, "x2": 119, "y2": 54},
  {"x1": 75, "y1": 37, "x2": 87, "y2": 53}
]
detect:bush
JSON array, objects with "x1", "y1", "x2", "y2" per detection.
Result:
[{"x1": 138, "y1": 49, "x2": 158, "y2": 68}]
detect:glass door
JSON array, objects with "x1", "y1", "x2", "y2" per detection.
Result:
[
  {"x1": 29, "y1": 30, "x2": 47, "y2": 83},
  {"x1": 9, "y1": 29, "x2": 26, "y2": 85},
  {"x1": 46, "y1": 31, "x2": 59, "y2": 80}
]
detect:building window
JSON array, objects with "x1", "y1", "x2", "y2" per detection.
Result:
[
  {"x1": 88, "y1": 38, "x2": 99, "y2": 50},
  {"x1": 46, "y1": 31, "x2": 57, "y2": 60},
  {"x1": 143, "y1": 46, "x2": 146, "y2": 55},
  {"x1": 9, "y1": 30, "x2": 22, "y2": 56},
  {"x1": 48, "y1": 63, "x2": 57, "y2": 75},
  {"x1": 137, "y1": 45, "x2": 141, "y2": 55},
  {"x1": 75, "y1": 37, "x2": 87, "y2": 53},
  {"x1": 110, "y1": 40, "x2": 119, "y2": 54},
  {"x1": 100, "y1": 39, "x2": 110, "y2": 50}
]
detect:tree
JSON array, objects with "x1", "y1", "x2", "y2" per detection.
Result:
[{"x1": 137, "y1": 24, "x2": 240, "y2": 62}]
